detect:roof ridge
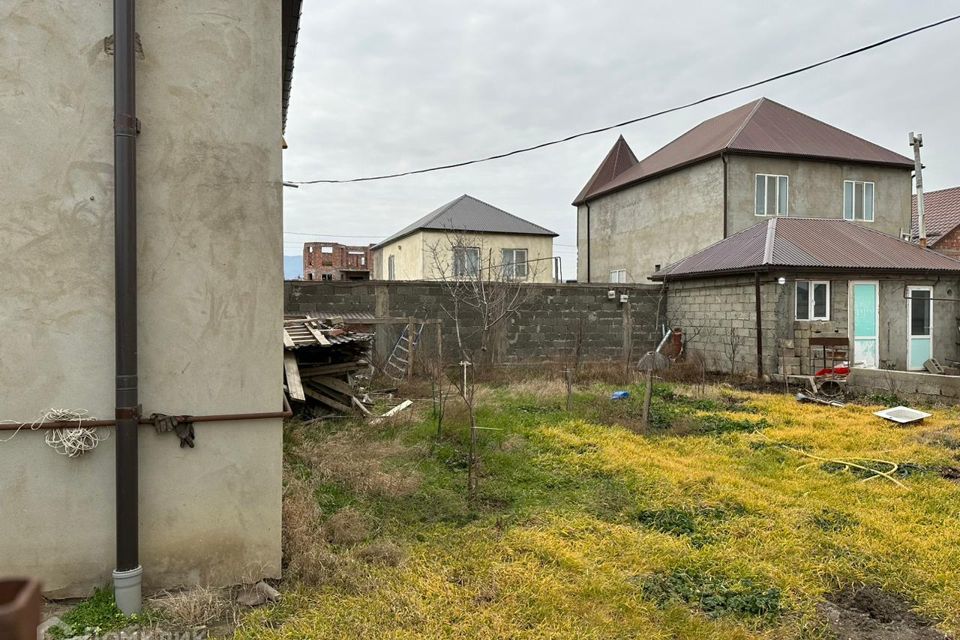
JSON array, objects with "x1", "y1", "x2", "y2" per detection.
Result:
[
  {"x1": 724, "y1": 97, "x2": 765, "y2": 149},
  {"x1": 763, "y1": 217, "x2": 777, "y2": 264},
  {"x1": 461, "y1": 194, "x2": 558, "y2": 236}
]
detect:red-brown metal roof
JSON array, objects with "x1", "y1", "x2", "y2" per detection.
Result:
[
  {"x1": 912, "y1": 186, "x2": 960, "y2": 246},
  {"x1": 574, "y1": 98, "x2": 914, "y2": 205},
  {"x1": 653, "y1": 218, "x2": 960, "y2": 280}
]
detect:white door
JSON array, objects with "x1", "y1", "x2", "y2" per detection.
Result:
[
  {"x1": 850, "y1": 281, "x2": 879, "y2": 368},
  {"x1": 907, "y1": 286, "x2": 933, "y2": 370}
]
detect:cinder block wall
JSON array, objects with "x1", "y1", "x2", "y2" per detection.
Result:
[
  {"x1": 664, "y1": 275, "x2": 781, "y2": 375},
  {"x1": 286, "y1": 280, "x2": 665, "y2": 366}
]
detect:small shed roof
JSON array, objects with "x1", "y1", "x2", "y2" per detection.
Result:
[
  {"x1": 373, "y1": 195, "x2": 557, "y2": 249},
  {"x1": 652, "y1": 218, "x2": 960, "y2": 281},
  {"x1": 912, "y1": 186, "x2": 960, "y2": 246},
  {"x1": 574, "y1": 98, "x2": 914, "y2": 205}
]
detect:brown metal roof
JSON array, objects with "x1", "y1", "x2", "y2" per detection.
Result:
[
  {"x1": 912, "y1": 186, "x2": 960, "y2": 246},
  {"x1": 653, "y1": 218, "x2": 960, "y2": 280},
  {"x1": 574, "y1": 98, "x2": 914, "y2": 205},
  {"x1": 572, "y1": 135, "x2": 639, "y2": 205}
]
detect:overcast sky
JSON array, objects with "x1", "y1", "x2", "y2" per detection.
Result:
[{"x1": 282, "y1": 1, "x2": 960, "y2": 271}]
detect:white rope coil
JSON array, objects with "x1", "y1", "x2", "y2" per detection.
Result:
[{"x1": 0, "y1": 408, "x2": 108, "y2": 457}]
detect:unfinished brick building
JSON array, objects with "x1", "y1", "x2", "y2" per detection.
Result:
[{"x1": 303, "y1": 242, "x2": 372, "y2": 281}]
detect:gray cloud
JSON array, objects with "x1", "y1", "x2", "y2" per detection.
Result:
[{"x1": 282, "y1": 0, "x2": 960, "y2": 272}]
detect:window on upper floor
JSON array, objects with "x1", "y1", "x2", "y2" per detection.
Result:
[
  {"x1": 501, "y1": 248, "x2": 528, "y2": 280},
  {"x1": 387, "y1": 255, "x2": 396, "y2": 280},
  {"x1": 796, "y1": 280, "x2": 829, "y2": 321},
  {"x1": 755, "y1": 174, "x2": 788, "y2": 216},
  {"x1": 843, "y1": 180, "x2": 875, "y2": 222},
  {"x1": 609, "y1": 269, "x2": 626, "y2": 283}
]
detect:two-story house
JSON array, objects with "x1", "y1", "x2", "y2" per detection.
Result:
[{"x1": 573, "y1": 98, "x2": 915, "y2": 283}]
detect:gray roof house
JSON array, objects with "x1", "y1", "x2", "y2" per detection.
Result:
[
  {"x1": 574, "y1": 98, "x2": 915, "y2": 283},
  {"x1": 372, "y1": 195, "x2": 558, "y2": 283},
  {"x1": 650, "y1": 218, "x2": 960, "y2": 379}
]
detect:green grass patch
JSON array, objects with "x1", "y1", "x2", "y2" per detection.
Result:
[
  {"x1": 49, "y1": 588, "x2": 149, "y2": 639},
  {"x1": 640, "y1": 567, "x2": 783, "y2": 619}
]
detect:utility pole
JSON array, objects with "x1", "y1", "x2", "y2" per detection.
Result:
[{"x1": 910, "y1": 132, "x2": 926, "y2": 248}]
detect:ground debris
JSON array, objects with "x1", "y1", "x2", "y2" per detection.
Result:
[{"x1": 818, "y1": 585, "x2": 949, "y2": 640}]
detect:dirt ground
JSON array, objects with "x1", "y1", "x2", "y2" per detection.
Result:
[{"x1": 818, "y1": 586, "x2": 952, "y2": 640}]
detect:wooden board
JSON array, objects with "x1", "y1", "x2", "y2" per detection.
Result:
[
  {"x1": 303, "y1": 385, "x2": 354, "y2": 414},
  {"x1": 312, "y1": 375, "x2": 356, "y2": 397},
  {"x1": 283, "y1": 329, "x2": 295, "y2": 349},
  {"x1": 283, "y1": 352, "x2": 305, "y2": 402},
  {"x1": 299, "y1": 362, "x2": 365, "y2": 377}
]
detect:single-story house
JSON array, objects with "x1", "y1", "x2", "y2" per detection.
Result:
[
  {"x1": 912, "y1": 186, "x2": 960, "y2": 257},
  {"x1": 652, "y1": 218, "x2": 960, "y2": 376},
  {"x1": 371, "y1": 194, "x2": 558, "y2": 283}
]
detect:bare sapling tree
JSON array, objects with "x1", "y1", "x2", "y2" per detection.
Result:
[
  {"x1": 640, "y1": 284, "x2": 668, "y2": 432},
  {"x1": 427, "y1": 323, "x2": 450, "y2": 440},
  {"x1": 722, "y1": 327, "x2": 745, "y2": 376},
  {"x1": 427, "y1": 231, "x2": 541, "y2": 500}
]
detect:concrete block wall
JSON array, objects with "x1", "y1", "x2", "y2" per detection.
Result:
[
  {"x1": 286, "y1": 280, "x2": 665, "y2": 366},
  {"x1": 664, "y1": 276, "x2": 780, "y2": 375},
  {"x1": 847, "y1": 368, "x2": 960, "y2": 405}
]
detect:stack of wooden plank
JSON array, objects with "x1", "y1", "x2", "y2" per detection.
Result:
[{"x1": 283, "y1": 315, "x2": 373, "y2": 416}]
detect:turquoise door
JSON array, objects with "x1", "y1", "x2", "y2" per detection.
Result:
[
  {"x1": 908, "y1": 287, "x2": 933, "y2": 370},
  {"x1": 851, "y1": 282, "x2": 878, "y2": 368}
]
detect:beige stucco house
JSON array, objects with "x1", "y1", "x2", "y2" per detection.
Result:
[
  {"x1": 573, "y1": 98, "x2": 915, "y2": 283},
  {"x1": 0, "y1": 1, "x2": 301, "y2": 600},
  {"x1": 372, "y1": 195, "x2": 559, "y2": 283}
]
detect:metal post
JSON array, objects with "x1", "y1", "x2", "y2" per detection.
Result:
[{"x1": 754, "y1": 272, "x2": 764, "y2": 379}]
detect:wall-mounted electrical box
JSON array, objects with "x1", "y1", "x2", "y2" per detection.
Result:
[
  {"x1": 607, "y1": 290, "x2": 616, "y2": 300},
  {"x1": 619, "y1": 294, "x2": 629, "y2": 303}
]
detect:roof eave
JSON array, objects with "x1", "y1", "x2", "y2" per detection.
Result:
[
  {"x1": 654, "y1": 264, "x2": 960, "y2": 282},
  {"x1": 576, "y1": 149, "x2": 914, "y2": 206}
]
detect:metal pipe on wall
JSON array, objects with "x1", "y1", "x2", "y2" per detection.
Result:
[{"x1": 113, "y1": 0, "x2": 141, "y2": 615}]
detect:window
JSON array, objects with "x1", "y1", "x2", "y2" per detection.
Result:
[
  {"x1": 795, "y1": 280, "x2": 829, "y2": 320},
  {"x1": 609, "y1": 269, "x2": 626, "y2": 283},
  {"x1": 910, "y1": 288, "x2": 932, "y2": 336},
  {"x1": 453, "y1": 246, "x2": 480, "y2": 278},
  {"x1": 843, "y1": 180, "x2": 875, "y2": 221},
  {"x1": 755, "y1": 174, "x2": 789, "y2": 216},
  {"x1": 501, "y1": 248, "x2": 528, "y2": 280},
  {"x1": 321, "y1": 246, "x2": 334, "y2": 254},
  {"x1": 321, "y1": 273, "x2": 333, "y2": 281},
  {"x1": 387, "y1": 255, "x2": 396, "y2": 280}
]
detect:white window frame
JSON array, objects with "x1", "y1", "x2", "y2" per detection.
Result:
[
  {"x1": 387, "y1": 255, "x2": 396, "y2": 280},
  {"x1": 321, "y1": 245, "x2": 334, "y2": 253},
  {"x1": 907, "y1": 285, "x2": 933, "y2": 371},
  {"x1": 609, "y1": 269, "x2": 626, "y2": 283},
  {"x1": 453, "y1": 246, "x2": 481, "y2": 279},
  {"x1": 795, "y1": 280, "x2": 830, "y2": 321},
  {"x1": 843, "y1": 180, "x2": 875, "y2": 222},
  {"x1": 501, "y1": 248, "x2": 528, "y2": 280},
  {"x1": 755, "y1": 174, "x2": 789, "y2": 217}
]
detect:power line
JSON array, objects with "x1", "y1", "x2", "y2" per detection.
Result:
[{"x1": 287, "y1": 14, "x2": 960, "y2": 186}]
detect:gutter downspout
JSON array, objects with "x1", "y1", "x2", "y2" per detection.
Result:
[
  {"x1": 585, "y1": 202, "x2": 591, "y2": 283},
  {"x1": 721, "y1": 153, "x2": 728, "y2": 239},
  {"x1": 113, "y1": 0, "x2": 142, "y2": 615}
]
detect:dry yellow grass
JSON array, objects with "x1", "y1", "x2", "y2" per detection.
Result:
[{"x1": 239, "y1": 388, "x2": 960, "y2": 639}]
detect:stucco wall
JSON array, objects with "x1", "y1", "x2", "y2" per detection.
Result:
[
  {"x1": 725, "y1": 156, "x2": 912, "y2": 237},
  {"x1": 374, "y1": 230, "x2": 555, "y2": 283},
  {"x1": 0, "y1": 2, "x2": 283, "y2": 595},
  {"x1": 577, "y1": 158, "x2": 724, "y2": 283}
]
